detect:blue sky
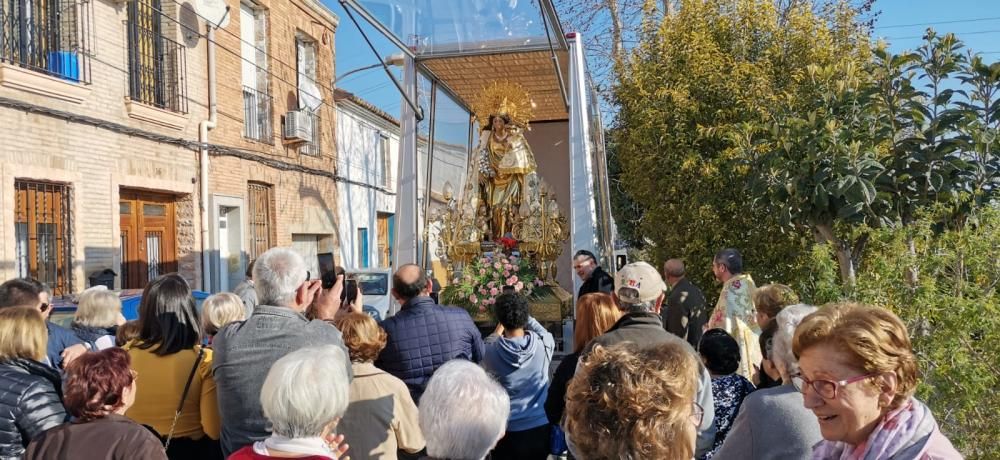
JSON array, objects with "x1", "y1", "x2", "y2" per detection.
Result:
[
  {"x1": 327, "y1": 1, "x2": 1000, "y2": 120},
  {"x1": 875, "y1": 0, "x2": 1000, "y2": 56}
]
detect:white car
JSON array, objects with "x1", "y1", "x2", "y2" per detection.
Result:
[{"x1": 349, "y1": 269, "x2": 395, "y2": 320}]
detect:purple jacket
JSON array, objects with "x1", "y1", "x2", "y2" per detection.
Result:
[{"x1": 376, "y1": 296, "x2": 484, "y2": 403}]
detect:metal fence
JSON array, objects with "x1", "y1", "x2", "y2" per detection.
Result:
[
  {"x1": 126, "y1": 0, "x2": 187, "y2": 113},
  {"x1": 243, "y1": 85, "x2": 273, "y2": 143},
  {"x1": 0, "y1": 0, "x2": 92, "y2": 83},
  {"x1": 14, "y1": 180, "x2": 73, "y2": 296}
]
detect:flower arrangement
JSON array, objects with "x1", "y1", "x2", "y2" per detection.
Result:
[
  {"x1": 440, "y1": 252, "x2": 546, "y2": 317},
  {"x1": 497, "y1": 236, "x2": 518, "y2": 251}
]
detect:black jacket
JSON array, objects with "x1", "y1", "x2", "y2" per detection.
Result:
[
  {"x1": 577, "y1": 266, "x2": 614, "y2": 298},
  {"x1": 0, "y1": 358, "x2": 68, "y2": 459},
  {"x1": 544, "y1": 351, "x2": 581, "y2": 425},
  {"x1": 662, "y1": 277, "x2": 709, "y2": 348}
]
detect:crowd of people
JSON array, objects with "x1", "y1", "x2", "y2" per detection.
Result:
[{"x1": 0, "y1": 246, "x2": 964, "y2": 459}]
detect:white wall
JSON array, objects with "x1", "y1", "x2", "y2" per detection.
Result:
[{"x1": 335, "y1": 102, "x2": 400, "y2": 269}]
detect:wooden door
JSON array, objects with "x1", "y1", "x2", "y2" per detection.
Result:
[
  {"x1": 376, "y1": 213, "x2": 391, "y2": 268},
  {"x1": 120, "y1": 190, "x2": 177, "y2": 289}
]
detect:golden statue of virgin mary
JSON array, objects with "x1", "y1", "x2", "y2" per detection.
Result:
[{"x1": 470, "y1": 81, "x2": 538, "y2": 240}]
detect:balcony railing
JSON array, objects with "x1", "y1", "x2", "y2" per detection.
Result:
[
  {"x1": 243, "y1": 85, "x2": 273, "y2": 144},
  {"x1": 127, "y1": 21, "x2": 187, "y2": 113},
  {"x1": 0, "y1": 0, "x2": 91, "y2": 83}
]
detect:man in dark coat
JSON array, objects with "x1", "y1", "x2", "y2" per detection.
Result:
[
  {"x1": 377, "y1": 264, "x2": 484, "y2": 403},
  {"x1": 662, "y1": 258, "x2": 709, "y2": 348},
  {"x1": 573, "y1": 250, "x2": 614, "y2": 298}
]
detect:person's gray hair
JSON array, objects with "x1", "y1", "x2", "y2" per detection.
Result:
[
  {"x1": 253, "y1": 248, "x2": 308, "y2": 307},
  {"x1": 771, "y1": 303, "x2": 818, "y2": 381},
  {"x1": 664, "y1": 259, "x2": 686, "y2": 278},
  {"x1": 420, "y1": 360, "x2": 510, "y2": 460},
  {"x1": 260, "y1": 345, "x2": 350, "y2": 439},
  {"x1": 714, "y1": 248, "x2": 743, "y2": 274},
  {"x1": 74, "y1": 287, "x2": 121, "y2": 328}
]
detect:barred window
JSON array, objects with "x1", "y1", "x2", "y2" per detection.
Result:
[
  {"x1": 14, "y1": 180, "x2": 73, "y2": 296},
  {"x1": 0, "y1": 0, "x2": 92, "y2": 83},
  {"x1": 127, "y1": 0, "x2": 187, "y2": 113}
]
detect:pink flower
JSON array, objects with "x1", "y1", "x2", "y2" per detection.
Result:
[
  {"x1": 479, "y1": 305, "x2": 486, "y2": 312},
  {"x1": 480, "y1": 269, "x2": 486, "y2": 276},
  {"x1": 503, "y1": 270, "x2": 511, "y2": 278},
  {"x1": 509, "y1": 275, "x2": 519, "y2": 285},
  {"x1": 479, "y1": 288, "x2": 488, "y2": 295},
  {"x1": 469, "y1": 295, "x2": 478, "y2": 304},
  {"x1": 487, "y1": 281, "x2": 496, "y2": 288},
  {"x1": 534, "y1": 279, "x2": 544, "y2": 287},
  {"x1": 494, "y1": 262, "x2": 502, "y2": 270},
  {"x1": 504, "y1": 264, "x2": 513, "y2": 271},
  {"x1": 490, "y1": 287, "x2": 499, "y2": 296},
  {"x1": 515, "y1": 281, "x2": 524, "y2": 291}
]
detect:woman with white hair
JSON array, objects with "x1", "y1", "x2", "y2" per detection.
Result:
[
  {"x1": 419, "y1": 360, "x2": 510, "y2": 460},
  {"x1": 228, "y1": 344, "x2": 352, "y2": 459},
  {"x1": 71, "y1": 287, "x2": 125, "y2": 350},
  {"x1": 712, "y1": 304, "x2": 823, "y2": 460}
]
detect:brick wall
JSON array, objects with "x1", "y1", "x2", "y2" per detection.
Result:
[
  {"x1": 0, "y1": 0, "x2": 206, "y2": 290},
  {"x1": 0, "y1": 0, "x2": 342, "y2": 293},
  {"x1": 203, "y1": 0, "x2": 342, "y2": 276}
]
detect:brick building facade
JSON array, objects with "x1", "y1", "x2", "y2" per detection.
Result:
[{"x1": 0, "y1": 0, "x2": 340, "y2": 294}]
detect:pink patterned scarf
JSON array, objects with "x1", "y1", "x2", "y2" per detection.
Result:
[{"x1": 811, "y1": 398, "x2": 939, "y2": 460}]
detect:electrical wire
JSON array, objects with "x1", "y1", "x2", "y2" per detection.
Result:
[
  {"x1": 884, "y1": 28, "x2": 1000, "y2": 41},
  {"x1": 877, "y1": 16, "x2": 1000, "y2": 30},
  {"x1": 143, "y1": 1, "x2": 329, "y2": 111},
  {"x1": 0, "y1": 95, "x2": 394, "y2": 193}
]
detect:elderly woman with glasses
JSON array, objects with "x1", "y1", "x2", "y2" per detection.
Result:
[{"x1": 792, "y1": 303, "x2": 961, "y2": 459}]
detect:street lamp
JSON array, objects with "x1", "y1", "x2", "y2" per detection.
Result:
[{"x1": 333, "y1": 53, "x2": 406, "y2": 85}]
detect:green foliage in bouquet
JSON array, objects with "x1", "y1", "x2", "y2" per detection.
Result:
[{"x1": 440, "y1": 253, "x2": 544, "y2": 317}]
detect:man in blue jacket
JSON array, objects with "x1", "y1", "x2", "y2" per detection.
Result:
[
  {"x1": 483, "y1": 292, "x2": 554, "y2": 460},
  {"x1": 0, "y1": 279, "x2": 87, "y2": 368},
  {"x1": 376, "y1": 264, "x2": 484, "y2": 403}
]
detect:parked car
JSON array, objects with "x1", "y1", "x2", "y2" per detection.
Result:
[
  {"x1": 349, "y1": 269, "x2": 395, "y2": 320},
  {"x1": 48, "y1": 289, "x2": 211, "y2": 329}
]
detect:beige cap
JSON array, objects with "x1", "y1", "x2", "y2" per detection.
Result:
[{"x1": 614, "y1": 261, "x2": 667, "y2": 304}]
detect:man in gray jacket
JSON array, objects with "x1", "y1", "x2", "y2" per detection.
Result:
[
  {"x1": 212, "y1": 247, "x2": 352, "y2": 457},
  {"x1": 580, "y1": 261, "x2": 717, "y2": 458}
]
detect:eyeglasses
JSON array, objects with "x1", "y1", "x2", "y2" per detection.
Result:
[
  {"x1": 690, "y1": 402, "x2": 704, "y2": 427},
  {"x1": 791, "y1": 372, "x2": 879, "y2": 399}
]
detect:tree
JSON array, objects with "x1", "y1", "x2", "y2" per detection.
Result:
[
  {"x1": 611, "y1": 0, "x2": 876, "y2": 289},
  {"x1": 798, "y1": 205, "x2": 1000, "y2": 459}
]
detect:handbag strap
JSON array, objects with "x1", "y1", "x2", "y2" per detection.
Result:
[{"x1": 164, "y1": 347, "x2": 205, "y2": 450}]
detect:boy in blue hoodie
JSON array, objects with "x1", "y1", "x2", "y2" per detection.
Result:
[{"x1": 483, "y1": 292, "x2": 555, "y2": 460}]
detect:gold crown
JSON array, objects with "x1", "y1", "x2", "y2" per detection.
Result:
[{"x1": 471, "y1": 81, "x2": 534, "y2": 129}]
